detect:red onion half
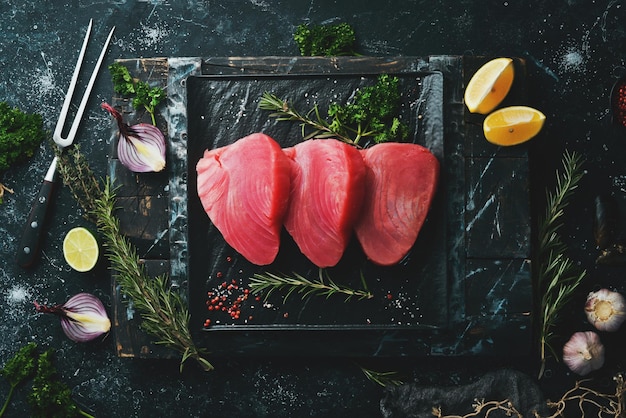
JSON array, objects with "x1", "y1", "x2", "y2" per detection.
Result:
[
  {"x1": 102, "y1": 102, "x2": 166, "y2": 173},
  {"x1": 34, "y1": 293, "x2": 111, "y2": 343}
]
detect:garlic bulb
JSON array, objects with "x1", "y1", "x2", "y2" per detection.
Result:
[
  {"x1": 585, "y1": 288, "x2": 626, "y2": 332},
  {"x1": 563, "y1": 331, "x2": 605, "y2": 376}
]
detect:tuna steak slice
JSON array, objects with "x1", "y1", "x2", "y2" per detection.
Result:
[
  {"x1": 283, "y1": 139, "x2": 366, "y2": 268},
  {"x1": 195, "y1": 133, "x2": 291, "y2": 265},
  {"x1": 354, "y1": 143, "x2": 439, "y2": 266}
]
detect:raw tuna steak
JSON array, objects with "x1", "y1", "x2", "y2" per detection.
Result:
[
  {"x1": 283, "y1": 139, "x2": 366, "y2": 268},
  {"x1": 195, "y1": 133, "x2": 291, "y2": 265},
  {"x1": 354, "y1": 143, "x2": 439, "y2": 266}
]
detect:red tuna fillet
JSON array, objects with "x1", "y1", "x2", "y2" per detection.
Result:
[
  {"x1": 195, "y1": 133, "x2": 291, "y2": 265},
  {"x1": 354, "y1": 143, "x2": 439, "y2": 266},
  {"x1": 283, "y1": 139, "x2": 366, "y2": 268}
]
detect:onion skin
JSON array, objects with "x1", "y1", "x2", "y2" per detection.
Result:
[
  {"x1": 34, "y1": 293, "x2": 111, "y2": 343},
  {"x1": 562, "y1": 331, "x2": 605, "y2": 376},
  {"x1": 102, "y1": 102, "x2": 166, "y2": 173}
]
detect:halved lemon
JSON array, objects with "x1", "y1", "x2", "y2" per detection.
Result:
[
  {"x1": 465, "y1": 57, "x2": 514, "y2": 114},
  {"x1": 483, "y1": 106, "x2": 546, "y2": 146},
  {"x1": 63, "y1": 227, "x2": 99, "y2": 272}
]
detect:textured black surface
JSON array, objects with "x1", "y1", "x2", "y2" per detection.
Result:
[
  {"x1": 1, "y1": 1, "x2": 626, "y2": 417},
  {"x1": 186, "y1": 73, "x2": 447, "y2": 337}
]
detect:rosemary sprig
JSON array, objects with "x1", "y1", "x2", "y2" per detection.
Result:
[
  {"x1": 249, "y1": 269, "x2": 373, "y2": 303},
  {"x1": 536, "y1": 150, "x2": 586, "y2": 379},
  {"x1": 56, "y1": 146, "x2": 213, "y2": 372},
  {"x1": 360, "y1": 366, "x2": 404, "y2": 388},
  {"x1": 258, "y1": 92, "x2": 356, "y2": 145}
]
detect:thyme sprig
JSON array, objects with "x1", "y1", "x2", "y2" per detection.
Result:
[
  {"x1": 249, "y1": 269, "x2": 373, "y2": 303},
  {"x1": 536, "y1": 150, "x2": 586, "y2": 379},
  {"x1": 54, "y1": 144, "x2": 102, "y2": 223},
  {"x1": 56, "y1": 146, "x2": 213, "y2": 372}
]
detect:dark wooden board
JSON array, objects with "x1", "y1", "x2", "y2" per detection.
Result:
[{"x1": 109, "y1": 56, "x2": 532, "y2": 359}]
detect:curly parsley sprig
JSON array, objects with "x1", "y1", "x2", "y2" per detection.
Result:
[
  {"x1": 108, "y1": 62, "x2": 166, "y2": 126},
  {"x1": 0, "y1": 343, "x2": 37, "y2": 417},
  {"x1": 293, "y1": 22, "x2": 358, "y2": 56}
]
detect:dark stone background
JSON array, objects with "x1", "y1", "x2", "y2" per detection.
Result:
[{"x1": 1, "y1": 1, "x2": 626, "y2": 417}]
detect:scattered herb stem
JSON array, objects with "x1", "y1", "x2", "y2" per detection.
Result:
[
  {"x1": 0, "y1": 183, "x2": 13, "y2": 204},
  {"x1": 250, "y1": 270, "x2": 373, "y2": 303},
  {"x1": 360, "y1": 366, "x2": 404, "y2": 388},
  {"x1": 536, "y1": 150, "x2": 586, "y2": 379}
]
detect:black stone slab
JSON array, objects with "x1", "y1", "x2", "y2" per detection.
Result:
[{"x1": 109, "y1": 56, "x2": 533, "y2": 359}]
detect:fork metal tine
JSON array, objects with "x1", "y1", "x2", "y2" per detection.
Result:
[{"x1": 53, "y1": 19, "x2": 115, "y2": 147}]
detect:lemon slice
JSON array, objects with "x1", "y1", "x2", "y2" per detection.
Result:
[
  {"x1": 465, "y1": 57, "x2": 514, "y2": 114},
  {"x1": 483, "y1": 106, "x2": 546, "y2": 146},
  {"x1": 63, "y1": 227, "x2": 99, "y2": 272}
]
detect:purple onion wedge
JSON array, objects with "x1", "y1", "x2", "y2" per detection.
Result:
[
  {"x1": 34, "y1": 293, "x2": 111, "y2": 343},
  {"x1": 102, "y1": 102, "x2": 166, "y2": 173}
]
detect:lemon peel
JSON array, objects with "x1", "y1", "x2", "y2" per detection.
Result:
[
  {"x1": 465, "y1": 57, "x2": 514, "y2": 114},
  {"x1": 483, "y1": 106, "x2": 546, "y2": 146}
]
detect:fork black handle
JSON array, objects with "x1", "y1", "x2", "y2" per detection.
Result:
[{"x1": 15, "y1": 178, "x2": 56, "y2": 268}]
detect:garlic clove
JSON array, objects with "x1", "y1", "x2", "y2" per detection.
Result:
[
  {"x1": 585, "y1": 288, "x2": 626, "y2": 332},
  {"x1": 563, "y1": 331, "x2": 605, "y2": 376}
]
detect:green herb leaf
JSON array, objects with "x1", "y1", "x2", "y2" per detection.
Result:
[
  {"x1": 28, "y1": 350, "x2": 88, "y2": 418},
  {"x1": 108, "y1": 62, "x2": 136, "y2": 95},
  {"x1": 293, "y1": 22, "x2": 357, "y2": 56},
  {"x1": 0, "y1": 342, "x2": 38, "y2": 417},
  {"x1": 108, "y1": 63, "x2": 166, "y2": 126},
  {"x1": 0, "y1": 102, "x2": 46, "y2": 173},
  {"x1": 133, "y1": 81, "x2": 167, "y2": 125}
]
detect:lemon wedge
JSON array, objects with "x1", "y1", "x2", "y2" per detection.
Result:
[
  {"x1": 465, "y1": 57, "x2": 514, "y2": 114},
  {"x1": 483, "y1": 106, "x2": 546, "y2": 146},
  {"x1": 63, "y1": 227, "x2": 99, "y2": 272}
]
